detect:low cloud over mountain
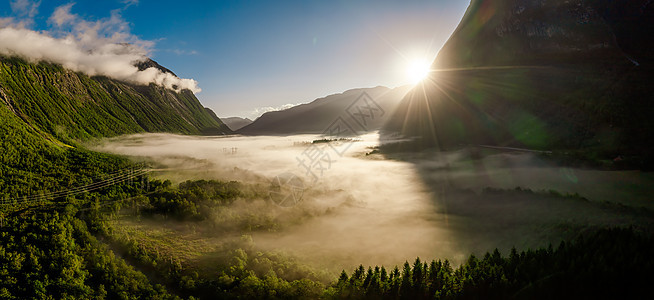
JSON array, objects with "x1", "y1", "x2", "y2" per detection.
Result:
[{"x1": 0, "y1": 2, "x2": 201, "y2": 93}]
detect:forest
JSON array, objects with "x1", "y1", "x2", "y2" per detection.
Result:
[
  {"x1": 2, "y1": 93, "x2": 653, "y2": 298},
  {"x1": 2, "y1": 169, "x2": 654, "y2": 299}
]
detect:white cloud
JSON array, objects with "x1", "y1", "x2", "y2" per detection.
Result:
[
  {"x1": 10, "y1": 0, "x2": 40, "y2": 18},
  {"x1": 122, "y1": 0, "x2": 139, "y2": 7},
  {"x1": 0, "y1": 2, "x2": 201, "y2": 93},
  {"x1": 48, "y1": 4, "x2": 153, "y2": 53},
  {"x1": 49, "y1": 3, "x2": 76, "y2": 27},
  {"x1": 248, "y1": 103, "x2": 299, "y2": 119},
  {"x1": 167, "y1": 49, "x2": 199, "y2": 56},
  {"x1": 0, "y1": 18, "x2": 15, "y2": 27},
  {"x1": 4, "y1": 0, "x2": 40, "y2": 28}
]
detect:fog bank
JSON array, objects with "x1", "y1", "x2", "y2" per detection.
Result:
[{"x1": 93, "y1": 133, "x2": 654, "y2": 270}]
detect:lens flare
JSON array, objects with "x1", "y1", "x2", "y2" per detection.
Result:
[{"x1": 406, "y1": 59, "x2": 431, "y2": 84}]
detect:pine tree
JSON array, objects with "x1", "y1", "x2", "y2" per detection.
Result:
[
  {"x1": 400, "y1": 261, "x2": 413, "y2": 299},
  {"x1": 412, "y1": 257, "x2": 424, "y2": 296},
  {"x1": 380, "y1": 266, "x2": 388, "y2": 294},
  {"x1": 337, "y1": 271, "x2": 348, "y2": 286},
  {"x1": 363, "y1": 267, "x2": 373, "y2": 290},
  {"x1": 389, "y1": 266, "x2": 401, "y2": 297},
  {"x1": 427, "y1": 260, "x2": 442, "y2": 296}
]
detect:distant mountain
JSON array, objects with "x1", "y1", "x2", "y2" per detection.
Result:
[
  {"x1": 239, "y1": 86, "x2": 411, "y2": 135},
  {"x1": 0, "y1": 55, "x2": 231, "y2": 144},
  {"x1": 384, "y1": 0, "x2": 654, "y2": 161},
  {"x1": 221, "y1": 117, "x2": 253, "y2": 131}
]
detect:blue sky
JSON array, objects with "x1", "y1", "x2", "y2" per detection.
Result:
[{"x1": 1, "y1": 0, "x2": 469, "y2": 118}]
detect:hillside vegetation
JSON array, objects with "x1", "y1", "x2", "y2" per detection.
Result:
[{"x1": 0, "y1": 56, "x2": 230, "y2": 145}]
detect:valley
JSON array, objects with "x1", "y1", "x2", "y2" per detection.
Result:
[
  {"x1": 93, "y1": 133, "x2": 654, "y2": 272},
  {"x1": 1, "y1": 0, "x2": 653, "y2": 298}
]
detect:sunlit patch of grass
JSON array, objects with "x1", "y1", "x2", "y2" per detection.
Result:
[
  {"x1": 109, "y1": 215, "x2": 231, "y2": 270},
  {"x1": 109, "y1": 211, "x2": 336, "y2": 284}
]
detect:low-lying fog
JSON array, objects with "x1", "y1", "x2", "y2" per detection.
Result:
[{"x1": 92, "y1": 133, "x2": 654, "y2": 271}]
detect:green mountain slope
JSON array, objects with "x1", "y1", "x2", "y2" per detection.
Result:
[
  {"x1": 0, "y1": 95, "x2": 132, "y2": 202},
  {"x1": 384, "y1": 0, "x2": 654, "y2": 163},
  {"x1": 0, "y1": 56, "x2": 231, "y2": 144},
  {"x1": 0, "y1": 55, "x2": 232, "y2": 203}
]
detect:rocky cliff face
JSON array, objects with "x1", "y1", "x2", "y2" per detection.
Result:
[
  {"x1": 384, "y1": 0, "x2": 654, "y2": 161},
  {"x1": 0, "y1": 56, "x2": 231, "y2": 144}
]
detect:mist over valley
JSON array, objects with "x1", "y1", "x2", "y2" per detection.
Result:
[
  {"x1": 92, "y1": 133, "x2": 654, "y2": 272},
  {"x1": 1, "y1": 0, "x2": 653, "y2": 298}
]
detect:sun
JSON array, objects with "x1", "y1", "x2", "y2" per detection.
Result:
[{"x1": 406, "y1": 59, "x2": 431, "y2": 84}]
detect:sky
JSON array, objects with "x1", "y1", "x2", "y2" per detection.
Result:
[{"x1": 0, "y1": 0, "x2": 469, "y2": 119}]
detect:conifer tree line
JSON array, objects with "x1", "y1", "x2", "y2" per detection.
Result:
[{"x1": 329, "y1": 228, "x2": 654, "y2": 299}]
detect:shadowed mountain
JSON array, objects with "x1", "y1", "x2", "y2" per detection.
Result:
[
  {"x1": 0, "y1": 56, "x2": 231, "y2": 144},
  {"x1": 239, "y1": 85, "x2": 411, "y2": 135},
  {"x1": 384, "y1": 0, "x2": 654, "y2": 164},
  {"x1": 221, "y1": 117, "x2": 253, "y2": 131}
]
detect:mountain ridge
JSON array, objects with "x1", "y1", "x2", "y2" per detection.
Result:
[
  {"x1": 384, "y1": 0, "x2": 654, "y2": 164},
  {"x1": 239, "y1": 85, "x2": 411, "y2": 135},
  {"x1": 221, "y1": 117, "x2": 253, "y2": 131}
]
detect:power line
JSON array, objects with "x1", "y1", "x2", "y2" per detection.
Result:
[{"x1": 0, "y1": 167, "x2": 152, "y2": 206}]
